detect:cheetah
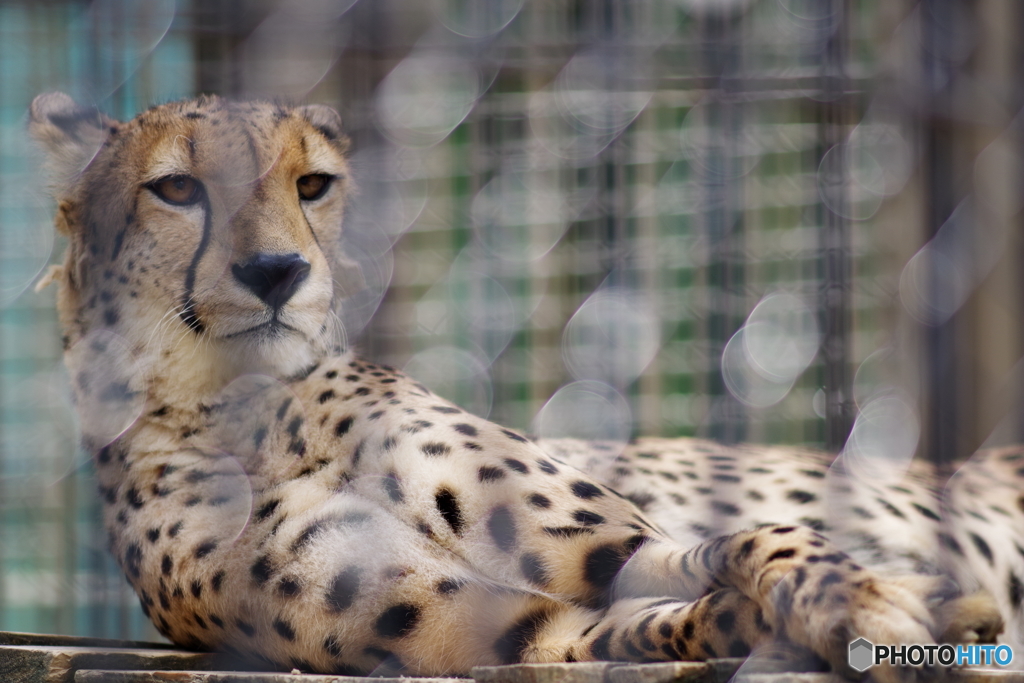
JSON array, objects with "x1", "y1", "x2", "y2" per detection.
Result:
[{"x1": 28, "y1": 92, "x2": 1022, "y2": 682}]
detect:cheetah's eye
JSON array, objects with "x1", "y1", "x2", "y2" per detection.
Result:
[
  {"x1": 297, "y1": 174, "x2": 332, "y2": 201},
  {"x1": 148, "y1": 176, "x2": 204, "y2": 206}
]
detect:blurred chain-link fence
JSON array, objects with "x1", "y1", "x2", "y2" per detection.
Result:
[{"x1": 0, "y1": 0, "x2": 1021, "y2": 641}]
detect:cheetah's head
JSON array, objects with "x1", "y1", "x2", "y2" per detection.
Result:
[{"x1": 30, "y1": 93, "x2": 360, "y2": 402}]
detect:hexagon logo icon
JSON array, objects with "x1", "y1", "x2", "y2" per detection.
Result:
[{"x1": 848, "y1": 637, "x2": 874, "y2": 672}]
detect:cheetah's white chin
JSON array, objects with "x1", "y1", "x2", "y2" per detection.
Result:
[
  {"x1": 217, "y1": 328, "x2": 329, "y2": 379},
  {"x1": 211, "y1": 305, "x2": 339, "y2": 378}
]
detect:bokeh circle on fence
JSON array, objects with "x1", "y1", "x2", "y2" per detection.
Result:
[
  {"x1": 404, "y1": 346, "x2": 493, "y2": 418},
  {"x1": 840, "y1": 391, "x2": 920, "y2": 482},
  {"x1": 471, "y1": 169, "x2": 572, "y2": 263},
  {"x1": 721, "y1": 292, "x2": 819, "y2": 408},
  {"x1": 562, "y1": 287, "x2": 660, "y2": 387},
  {"x1": 376, "y1": 51, "x2": 482, "y2": 147},
  {"x1": 533, "y1": 380, "x2": 632, "y2": 444},
  {"x1": 65, "y1": 329, "x2": 145, "y2": 450},
  {"x1": 434, "y1": 0, "x2": 524, "y2": 38}
]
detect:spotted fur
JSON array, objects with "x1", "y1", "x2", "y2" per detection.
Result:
[{"x1": 29, "y1": 93, "x2": 1021, "y2": 682}]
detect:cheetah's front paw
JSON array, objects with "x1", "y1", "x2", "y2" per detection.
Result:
[
  {"x1": 815, "y1": 576, "x2": 933, "y2": 680},
  {"x1": 796, "y1": 574, "x2": 1002, "y2": 682},
  {"x1": 935, "y1": 590, "x2": 1004, "y2": 645}
]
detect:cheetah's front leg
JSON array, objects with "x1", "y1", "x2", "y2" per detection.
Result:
[
  {"x1": 566, "y1": 589, "x2": 772, "y2": 663},
  {"x1": 613, "y1": 525, "x2": 952, "y2": 679}
]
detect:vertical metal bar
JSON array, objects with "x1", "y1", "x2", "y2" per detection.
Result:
[
  {"x1": 820, "y1": 0, "x2": 853, "y2": 451},
  {"x1": 58, "y1": 468, "x2": 76, "y2": 634},
  {"x1": 599, "y1": 0, "x2": 630, "y2": 402},
  {"x1": 85, "y1": 470, "x2": 105, "y2": 636},
  {"x1": 702, "y1": 10, "x2": 746, "y2": 445},
  {"x1": 921, "y1": 0, "x2": 961, "y2": 469},
  {"x1": 191, "y1": 0, "x2": 244, "y2": 97},
  {"x1": 1019, "y1": 3, "x2": 1024, "y2": 444}
]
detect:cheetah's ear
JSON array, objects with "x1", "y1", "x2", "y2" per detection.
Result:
[
  {"x1": 297, "y1": 104, "x2": 349, "y2": 151},
  {"x1": 29, "y1": 92, "x2": 115, "y2": 192}
]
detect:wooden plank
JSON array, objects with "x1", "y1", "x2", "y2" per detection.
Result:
[
  {"x1": 0, "y1": 632, "x2": 175, "y2": 651},
  {"x1": 0, "y1": 644, "x2": 222, "y2": 683},
  {"x1": 473, "y1": 662, "x2": 613, "y2": 683},
  {"x1": 0, "y1": 630, "x2": 1016, "y2": 683},
  {"x1": 65, "y1": 669, "x2": 1024, "y2": 683},
  {"x1": 75, "y1": 672, "x2": 465, "y2": 683},
  {"x1": 607, "y1": 662, "x2": 716, "y2": 683},
  {"x1": 472, "y1": 660, "x2": 737, "y2": 683}
]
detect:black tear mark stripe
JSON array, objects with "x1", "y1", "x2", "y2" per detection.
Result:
[
  {"x1": 179, "y1": 194, "x2": 213, "y2": 334},
  {"x1": 301, "y1": 209, "x2": 323, "y2": 248}
]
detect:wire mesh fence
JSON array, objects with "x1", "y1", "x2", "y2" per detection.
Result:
[{"x1": 0, "y1": 0, "x2": 1021, "y2": 642}]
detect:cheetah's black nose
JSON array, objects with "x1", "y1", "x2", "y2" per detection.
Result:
[{"x1": 231, "y1": 253, "x2": 311, "y2": 310}]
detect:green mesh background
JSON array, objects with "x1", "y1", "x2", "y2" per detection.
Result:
[{"x1": 0, "y1": 0, "x2": 1021, "y2": 642}]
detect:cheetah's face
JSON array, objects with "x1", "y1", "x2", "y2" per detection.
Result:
[{"x1": 30, "y1": 94, "x2": 355, "y2": 384}]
